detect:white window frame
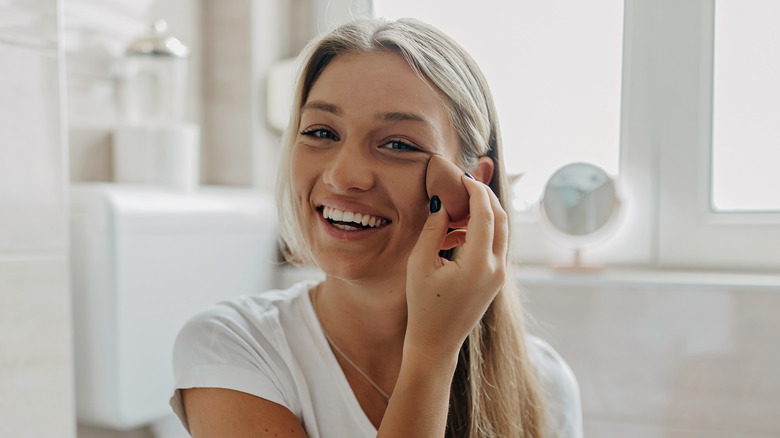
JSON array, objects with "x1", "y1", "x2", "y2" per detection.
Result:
[{"x1": 653, "y1": 0, "x2": 780, "y2": 271}]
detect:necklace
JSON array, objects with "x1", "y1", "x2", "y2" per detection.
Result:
[
  {"x1": 315, "y1": 286, "x2": 391, "y2": 404},
  {"x1": 322, "y1": 330, "x2": 392, "y2": 403}
]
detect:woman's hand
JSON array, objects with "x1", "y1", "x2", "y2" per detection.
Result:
[{"x1": 404, "y1": 175, "x2": 509, "y2": 359}]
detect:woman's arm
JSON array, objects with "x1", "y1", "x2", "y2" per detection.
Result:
[
  {"x1": 182, "y1": 388, "x2": 308, "y2": 438},
  {"x1": 378, "y1": 176, "x2": 508, "y2": 437}
]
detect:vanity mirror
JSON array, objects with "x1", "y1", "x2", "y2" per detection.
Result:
[{"x1": 539, "y1": 162, "x2": 621, "y2": 270}]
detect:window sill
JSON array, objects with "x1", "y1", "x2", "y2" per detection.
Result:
[{"x1": 513, "y1": 265, "x2": 780, "y2": 289}]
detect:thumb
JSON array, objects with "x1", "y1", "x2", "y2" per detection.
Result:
[{"x1": 408, "y1": 195, "x2": 450, "y2": 267}]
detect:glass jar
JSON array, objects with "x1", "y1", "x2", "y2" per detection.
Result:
[{"x1": 118, "y1": 20, "x2": 190, "y2": 124}]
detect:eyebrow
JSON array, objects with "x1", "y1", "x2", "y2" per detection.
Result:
[
  {"x1": 376, "y1": 111, "x2": 432, "y2": 128},
  {"x1": 302, "y1": 101, "x2": 342, "y2": 115},
  {"x1": 302, "y1": 100, "x2": 435, "y2": 129}
]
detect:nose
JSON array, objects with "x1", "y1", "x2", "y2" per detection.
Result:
[{"x1": 322, "y1": 140, "x2": 375, "y2": 192}]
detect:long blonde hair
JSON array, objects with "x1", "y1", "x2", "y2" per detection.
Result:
[{"x1": 275, "y1": 18, "x2": 545, "y2": 437}]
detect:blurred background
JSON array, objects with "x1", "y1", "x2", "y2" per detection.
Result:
[{"x1": 1, "y1": 0, "x2": 778, "y2": 437}]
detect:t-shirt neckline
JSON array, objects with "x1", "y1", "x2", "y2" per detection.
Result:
[{"x1": 301, "y1": 283, "x2": 379, "y2": 434}]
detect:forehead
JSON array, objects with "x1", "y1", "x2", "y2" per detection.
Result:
[
  {"x1": 304, "y1": 51, "x2": 460, "y2": 155},
  {"x1": 310, "y1": 51, "x2": 438, "y2": 101}
]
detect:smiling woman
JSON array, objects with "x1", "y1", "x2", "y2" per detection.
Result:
[{"x1": 170, "y1": 18, "x2": 582, "y2": 438}]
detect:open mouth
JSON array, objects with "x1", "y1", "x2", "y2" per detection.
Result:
[{"x1": 319, "y1": 206, "x2": 391, "y2": 231}]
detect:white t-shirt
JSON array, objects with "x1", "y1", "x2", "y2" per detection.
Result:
[{"x1": 170, "y1": 281, "x2": 583, "y2": 437}]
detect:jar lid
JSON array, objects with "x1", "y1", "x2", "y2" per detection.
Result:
[{"x1": 126, "y1": 19, "x2": 190, "y2": 58}]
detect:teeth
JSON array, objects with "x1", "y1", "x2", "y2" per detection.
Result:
[
  {"x1": 322, "y1": 207, "x2": 387, "y2": 228},
  {"x1": 334, "y1": 223, "x2": 361, "y2": 231}
]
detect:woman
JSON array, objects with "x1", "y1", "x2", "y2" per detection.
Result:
[{"x1": 171, "y1": 18, "x2": 582, "y2": 437}]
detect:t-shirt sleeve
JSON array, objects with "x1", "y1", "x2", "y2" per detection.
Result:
[
  {"x1": 527, "y1": 336, "x2": 584, "y2": 438},
  {"x1": 169, "y1": 299, "x2": 300, "y2": 432}
]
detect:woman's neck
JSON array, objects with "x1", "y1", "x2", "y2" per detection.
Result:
[{"x1": 314, "y1": 275, "x2": 407, "y2": 370}]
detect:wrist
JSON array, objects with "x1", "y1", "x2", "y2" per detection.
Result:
[{"x1": 401, "y1": 339, "x2": 460, "y2": 377}]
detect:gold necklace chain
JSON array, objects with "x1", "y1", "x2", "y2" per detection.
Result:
[
  {"x1": 315, "y1": 286, "x2": 391, "y2": 404},
  {"x1": 322, "y1": 330, "x2": 391, "y2": 403}
]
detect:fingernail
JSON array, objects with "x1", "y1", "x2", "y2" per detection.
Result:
[
  {"x1": 464, "y1": 172, "x2": 475, "y2": 180},
  {"x1": 430, "y1": 195, "x2": 441, "y2": 213}
]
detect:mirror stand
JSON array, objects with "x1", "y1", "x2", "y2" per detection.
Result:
[{"x1": 552, "y1": 248, "x2": 603, "y2": 272}]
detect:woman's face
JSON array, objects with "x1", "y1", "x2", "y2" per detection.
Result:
[{"x1": 291, "y1": 51, "x2": 461, "y2": 281}]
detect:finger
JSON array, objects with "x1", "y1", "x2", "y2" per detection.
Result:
[
  {"x1": 485, "y1": 184, "x2": 509, "y2": 257},
  {"x1": 460, "y1": 176, "x2": 494, "y2": 254},
  {"x1": 408, "y1": 196, "x2": 451, "y2": 268},
  {"x1": 448, "y1": 216, "x2": 470, "y2": 229},
  {"x1": 441, "y1": 229, "x2": 467, "y2": 250}
]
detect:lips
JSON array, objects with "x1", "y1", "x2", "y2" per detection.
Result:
[{"x1": 320, "y1": 206, "x2": 390, "y2": 230}]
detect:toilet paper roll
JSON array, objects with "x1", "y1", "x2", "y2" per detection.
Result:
[{"x1": 113, "y1": 124, "x2": 200, "y2": 189}]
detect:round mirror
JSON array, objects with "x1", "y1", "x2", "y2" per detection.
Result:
[{"x1": 539, "y1": 162, "x2": 621, "y2": 268}]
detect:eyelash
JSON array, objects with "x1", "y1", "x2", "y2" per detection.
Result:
[
  {"x1": 382, "y1": 139, "x2": 422, "y2": 152},
  {"x1": 299, "y1": 128, "x2": 423, "y2": 153},
  {"x1": 300, "y1": 127, "x2": 339, "y2": 141}
]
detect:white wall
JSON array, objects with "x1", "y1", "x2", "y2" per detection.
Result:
[
  {"x1": 520, "y1": 270, "x2": 780, "y2": 437},
  {"x1": 0, "y1": 1, "x2": 75, "y2": 437}
]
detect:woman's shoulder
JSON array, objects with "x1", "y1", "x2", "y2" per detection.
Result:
[
  {"x1": 182, "y1": 281, "x2": 313, "y2": 329},
  {"x1": 173, "y1": 281, "x2": 317, "y2": 367},
  {"x1": 525, "y1": 335, "x2": 584, "y2": 438},
  {"x1": 526, "y1": 336, "x2": 577, "y2": 386},
  {"x1": 170, "y1": 282, "x2": 317, "y2": 428}
]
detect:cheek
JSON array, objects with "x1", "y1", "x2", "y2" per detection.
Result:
[
  {"x1": 290, "y1": 146, "x2": 317, "y2": 197},
  {"x1": 387, "y1": 167, "x2": 429, "y2": 226}
]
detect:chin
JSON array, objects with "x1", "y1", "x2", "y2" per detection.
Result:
[{"x1": 314, "y1": 256, "x2": 404, "y2": 283}]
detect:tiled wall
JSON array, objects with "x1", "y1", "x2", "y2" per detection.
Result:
[
  {"x1": 199, "y1": 0, "x2": 253, "y2": 186},
  {"x1": 65, "y1": 0, "x2": 202, "y2": 184},
  {"x1": 65, "y1": 0, "x2": 295, "y2": 190},
  {"x1": 521, "y1": 274, "x2": 780, "y2": 438},
  {"x1": 0, "y1": 1, "x2": 75, "y2": 437}
]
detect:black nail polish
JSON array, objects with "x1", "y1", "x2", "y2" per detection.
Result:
[
  {"x1": 430, "y1": 195, "x2": 441, "y2": 213},
  {"x1": 465, "y1": 172, "x2": 475, "y2": 180}
]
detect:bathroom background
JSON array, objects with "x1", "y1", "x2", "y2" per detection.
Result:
[{"x1": 1, "y1": 0, "x2": 778, "y2": 437}]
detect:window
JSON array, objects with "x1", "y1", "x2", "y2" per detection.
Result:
[
  {"x1": 654, "y1": 0, "x2": 780, "y2": 270},
  {"x1": 711, "y1": 0, "x2": 780, "y2": 212}
]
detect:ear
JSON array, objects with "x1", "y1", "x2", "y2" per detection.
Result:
[{"x1": 470, "y1": 156, "x2": 494, "y2": 185}]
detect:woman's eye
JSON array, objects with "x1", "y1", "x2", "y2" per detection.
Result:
[
  {"x1": 300, "y1": 128, "x2": 339, "y2": 141},
  {"x1": 382, "y1": 140, "x2": 422, "y2": 152}
]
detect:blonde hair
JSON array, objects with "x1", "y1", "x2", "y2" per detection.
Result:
[{"x1": 275, "y1": 18, "x2": 545, "y2": 437}]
